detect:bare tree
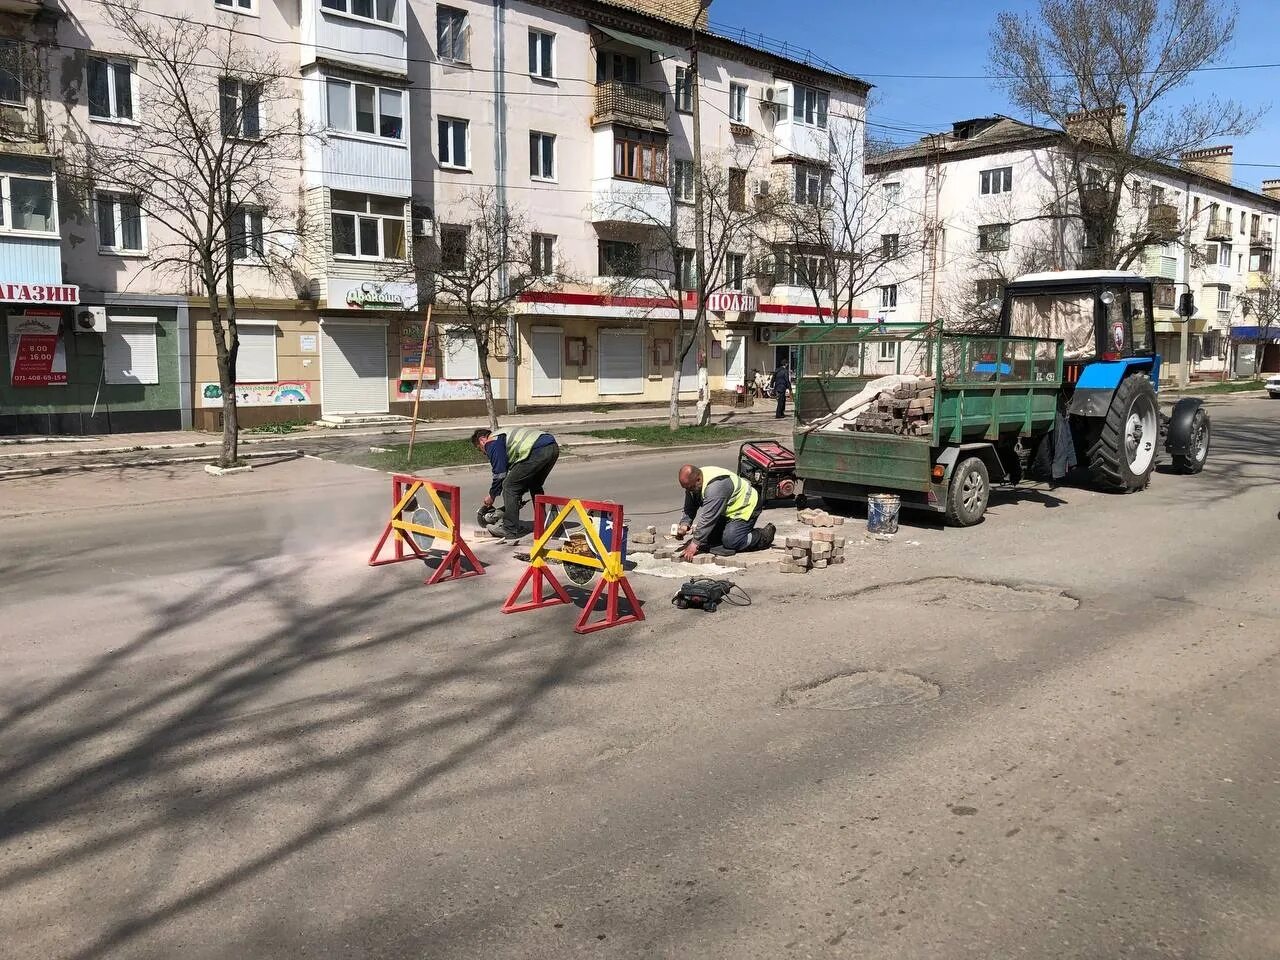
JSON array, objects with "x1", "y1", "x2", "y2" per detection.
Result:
[
  {"x1": 60, "y1": 4, "x2": 309, "y2": 467},
  {"x1": 1237, "y1": 274, "x2": 1280, "y2": 378},
  {"x1": 990, "y1": 0, "x2": 1262, "y2": 270}
]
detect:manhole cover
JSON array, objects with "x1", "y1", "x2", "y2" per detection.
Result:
[
  {"x1": 827, "y1": 577, "x2": 1079, "y2": 613},
  {"x1": 779, "y1": 670, "x2": 941, "y2": 711}
]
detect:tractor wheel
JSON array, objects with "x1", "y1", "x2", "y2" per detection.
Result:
[
  {"x1": 944, "y1": 456, "x2": 989, "y2": 527},
  {"x1": 1171, "y1": 407, "x2": 1210, "y2": 475},
  {"x1": 1086, "y1": 372, "x2": 1159, "y2": 492}
]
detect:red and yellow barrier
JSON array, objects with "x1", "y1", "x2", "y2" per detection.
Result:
[
  {"x1": 369, "y1": 473, "x2": 484, "y2": 585},
  {"x1": 502, "y1": 495, "x2": 643, "y2": 634}
]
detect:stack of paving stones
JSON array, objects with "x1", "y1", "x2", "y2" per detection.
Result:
[
  {"x1": 797, "y1": 508, "x2": 845, "y2": 528},
  {"x1": 630, "y1": 525, "x2": 659, "y2": 554},
  {"x1": 850, "y1": 377, "x2": 935, "y2": 437},
  {"x1": 779, "y1": 532, "x2": 847, "y2": 574}
]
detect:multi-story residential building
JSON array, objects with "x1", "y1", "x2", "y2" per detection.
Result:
[
  {"x1": 0, "y1": 0, "x2": 868, "y2": 435},
  {"x1": 866, "y1": 115, "x2": 1280, "y2": 383}
]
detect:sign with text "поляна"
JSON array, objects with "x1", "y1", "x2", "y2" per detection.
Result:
[{"x1": 705, "y1": 292, "x2": 759, "y2": 314}]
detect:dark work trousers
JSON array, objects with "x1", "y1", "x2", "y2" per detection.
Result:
[
  {"x1": 775, "y1": 389, "x2": 787, "y2": 418},
  {"x1": 502, "y1": 441, "x2": 559, "y2": 536},
  {"x1": 705, "y1": 498, "x2": 764, "y2": 552}
]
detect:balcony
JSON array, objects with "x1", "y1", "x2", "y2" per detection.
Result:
[
  {"x1": 1205, "y1": 218, "x2": 1233, "y2": 241},
  {"x1": 1143, "y1": 252, "x2": 1178, "y2": 280},
  {"x1": 591, "y1": 179, "x2": 671, "y2": 226},
  {"x1": 1147, "y1": 203, "x2": 1179, "y2": 240},
  {"x1": 593, "y1": 81, "x2": 666, "y2": 132},
  {"x1": 1250, "y1": 230, "x2": 1273, "y2": 249}
]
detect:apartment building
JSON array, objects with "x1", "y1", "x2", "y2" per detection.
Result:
[{"x1": 866, "y1": 116, "x2": 1280, "y2": 383}]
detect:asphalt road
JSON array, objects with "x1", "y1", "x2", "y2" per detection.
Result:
[{"x1": 1, "y1": 397, "x2": 1278, "y2": 959}]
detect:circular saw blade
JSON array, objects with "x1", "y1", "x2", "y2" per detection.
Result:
[{"x1": 407, "y1": 505, "x2": 443, "y2": 553}]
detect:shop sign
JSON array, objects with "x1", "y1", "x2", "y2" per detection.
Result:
[
  {"x1": 7, "y1": 310, "x2": 66, "y2": 387},
  {"x1": 200, "y1": 381, "x2": 313, "y2": 408},
  {"x1": 399, "y1": 321, "x2": 437, "y2": 381},
  {"x1": 706, "y1": 291, "x2": 759, "y2": 314},
  {"x1": 0, "y1": 282, "x2": 80, "y2": 305},
  {"x1": 328, "y1": 279, "x2": 418, "y2": 311}
]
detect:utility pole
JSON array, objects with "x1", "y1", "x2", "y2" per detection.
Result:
[{"x1": 689, "y1": 0, "x2": 711, "y2": 425}]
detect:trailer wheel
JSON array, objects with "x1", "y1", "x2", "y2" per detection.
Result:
[
  {"x1": 944, "y1": 457, "x2": 989, "y2": 527},
  {"x1": 1171, "y1": 407, "x2": 1210, "y2": 475},
  {"x1": 1087, "y1": 372, "x2": 1158, "y2": 492}
]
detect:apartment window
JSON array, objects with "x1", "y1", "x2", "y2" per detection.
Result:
[
  {"x1": 613, "y1": 127, "x2": 666, "y2": 184},
  {"x1": 728, "y1": 168, "x2": 746, "y2": 212},
  {"x1": 1218, "y1": 242, "x2": 1231, "y2": 267},
  {"x1": 440, "y1": 224, "x2": 467, "y2": 271},
  {"x1": 883, "y1": 181, "x2": 901, "y2": 203},
  {"x1": 321, "y1": 0, "x2": 397, "y2": 24},
  {"x1": 795, "y1": 164, "x2": 827, "y2": 205},
  {"x1": 529, "y1": 131, "x2": 555, "y2": 180},
  {"x1": 788, "y1": 84, "x2": 828, "y2": 128},
  {"x1": 727, "y1": 252, "x2": 745, "y2": 290},
  {"x1": 776, "y1": 249, "x2": 826, "y2": 289},
  {"x1": 673, "y1": 66, "x2": 693, "y2": 113},
  {"x1": 978, "y1": 222, "x2": 1010, "y2": 252},
  {"x1": 879, "y1": 284, "x2": 898, "y2": 309},
  {"x1": 326, "y1": 79, "x2": 403, "y2": 140},
  {"x1": 1192, "y1": 196, "x2": 1201, "y2": 219},
  {"x1": 979, "y1": 166, "x2": 1012, "y2": 195},
  {"x1": 1150, "y1": 185, "x2": 1165, "y2": 205},
  {"x1": 438, "y1": 117, "x2": 469, "y2": 169},
  {"x1": 1251, "y1": 213, "x2": 1261, "y2": 237},
  {"x1": 1216, "y1": 287, "x2": 1230, "y2": 312},
  {"x1": 673, "y1": 248, "x2": 697, "y2": 291},
  {"x1": 673, "y1": 159, "x2": 694, "y2": 203},
  {"x1": 231, "y1": 206, "x2": 265, "y2": 261},
  {"x1": 235, "y1": 323, "x2": 278, "y2": 383},
  {"x1": 87, "y1": 57, "x2": 134, "y2": 121},
  {"x1": 0, "y1": 170, "x2": 57, "y2": 234},
  {"x1": 528, "y1": 29, "x2": 554, "y2": 79},
  {"x1": 0, "y1": 39, "x2": 23, "y2": 104},
  {"x1": 728, "y1": 82, "x2": 747, "y2": 123},
  {"x1": 1241, "y1": 211, "x2": 1247, "y2": 235},
  {"x1": 215, "y1": 0, "x2": 254, "y2": 11},
  {"x1": 877, "y1": 340, "x2": 897, "y2": 362},
  {"x1": 331, "y1": 191, "x2": 406, "y2": 260},
  {"x1": 599, "y1": 239, "x2": 641, "y2": 277},
  {"x1": 219, "y1": 77, "x2": 261, "y2": 139},
  {"x1": 1251, "y1": 250, "x2": 1273, "y2": 273},
  {"x1": 532, "y1": 232, "x2": 555, "y2": 276},
  {"x1": 880, "y1": 233, "x2": 900, "y2": 258},
  {"x1": 437, "y1": 6, "x2": 469, "y2": 62},
  {"x1": 596, "y1": 52, "x2": 639, "y2": 84},
  {"x1": 975, "y1": 278, "x2": 1002, "y2": 304},
  {"x1": 95, "y1": 190, "x2": 144, "y2": 253}
]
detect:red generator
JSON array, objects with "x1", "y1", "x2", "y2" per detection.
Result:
[{"x1": 737, "y1": 440, "x2": 797, "y2": 503}]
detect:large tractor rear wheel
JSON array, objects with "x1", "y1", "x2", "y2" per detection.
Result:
[{"x1": 1086, "y1": 372, "x2": 1159, "y2": 492}]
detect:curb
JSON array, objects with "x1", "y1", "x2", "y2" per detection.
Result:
[{"x1": 0, "y1": 449, "x2": 302, "y2": 479}]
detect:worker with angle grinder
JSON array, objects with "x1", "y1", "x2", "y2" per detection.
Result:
[
  {"x1": 472, "y1": 426, "x2": 559, "y2": 542},
  {"x1": 675, "y1": 464, "x2": 776, "y2": 562}
]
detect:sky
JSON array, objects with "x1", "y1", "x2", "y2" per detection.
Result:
[{"x1": 711, "y1": 0, "x2": 1280, "y2": 190}]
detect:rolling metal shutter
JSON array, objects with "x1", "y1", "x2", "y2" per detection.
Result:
[
  {"x1": 597, "y1": 329, "x2": 644, "y2": 395},
  {"x1": 320, "y1": 322, "x2": 388, "y2": 414},
  {"x1": 530, "y1": 328, "x2": 562, "y2": 397},
  {"x1": 104, "y1": 318, "x2": 159, "y2": 385}
]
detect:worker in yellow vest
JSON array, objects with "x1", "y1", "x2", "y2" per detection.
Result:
[
  {"x1": 472, "y1": 426, "x2": 559, "y2": 542},
  {"x1": 675, "y1": 463, "x2": 776, "y2": 562}
]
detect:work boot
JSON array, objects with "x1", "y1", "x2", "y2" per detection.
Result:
[{"x1": 749, "y1": 523, "x2": 776, "y2": 551}]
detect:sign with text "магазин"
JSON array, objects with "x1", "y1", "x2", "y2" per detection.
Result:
[{"x1": 0, "y1": 282, "x2": 80, "y2": 305}]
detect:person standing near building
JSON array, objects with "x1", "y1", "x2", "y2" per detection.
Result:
[
  {"x1": 771, "y1": 361, "x2": 793, "y2": 419},
  {"x1": 472, "y1": 426, "x2": 559, "y2": 541}
]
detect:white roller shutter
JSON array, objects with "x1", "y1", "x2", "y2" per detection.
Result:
[
  {"x1": 598, "y1": 329, "x2": 644, "y2": 395},
  {"x1": 320, "y1": 322, "x2": 388, "y2": 414},
  {"x1": 104, "y1": 317, "x2": 159, "y2": 385},
  {"x1": 235, "y1": 322, "x2": 278, "y2": 383},
  {"x1": 530, "y1": 328, "x2": 562, "y2": 397}
]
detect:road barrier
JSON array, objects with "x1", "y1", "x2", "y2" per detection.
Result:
[
  {"x1": 369, "y1": 474, "x2": 484, "y2": 585},
  {"x1": 502, "y1": 495, "x2": 644, "y2": 635}
]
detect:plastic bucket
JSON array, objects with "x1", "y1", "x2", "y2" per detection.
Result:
[{"x1": 866, "y1": 493, "x2": 901, "y2": 535}]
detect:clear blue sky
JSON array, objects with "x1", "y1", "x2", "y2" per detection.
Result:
[{"x1": 710, "y1": 0, "x2": 1280, "y2": 190}]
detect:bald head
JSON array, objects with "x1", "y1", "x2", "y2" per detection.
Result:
[{"x1": 678, "y1": 464, "x2": 701, "y2": 491}]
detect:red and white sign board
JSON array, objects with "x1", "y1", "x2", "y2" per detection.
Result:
[
  {"x1": 706, "y1": 291, "x2": 759, "y2": 313},
  {"x1": 0, "y1": 282, "x2": 79, "y2": 305},
  {"x1": 7, "y1": 310, "x2": 66, "y2": 387}
]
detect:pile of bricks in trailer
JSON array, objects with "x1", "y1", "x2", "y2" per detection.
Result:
[
  {"x1": 848, "y1": 377, "x2": 936, "y2": 436},
  {"x1": 780, "y1": 531, "x2": 846, "y2": 574}
]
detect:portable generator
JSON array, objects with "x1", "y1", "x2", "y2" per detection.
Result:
[{"x1": 737, "y1": 440, "x2": 798, "y2": 502}]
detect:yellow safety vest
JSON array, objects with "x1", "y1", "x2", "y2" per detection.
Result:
[
  {"x1": 700, "y1": 466, "x2": 758, "y2": 521},
  {"x1": 501, "y1": 427, "x2": 544, "y2": 464}
]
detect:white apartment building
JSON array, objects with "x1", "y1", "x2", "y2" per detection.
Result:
[{"x1": 865, "y1": 116, "x2": 1280, "y2": 383}]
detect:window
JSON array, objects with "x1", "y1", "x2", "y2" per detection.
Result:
[
  {"x1": 788, "y1": 84, "x2": 828, "y2": 128},
  {"x1": 442, "y1": 328, "x2": 480, "y2": 380},
  {"x1": 979, "y1": 166, "x2": 1012, "y2": 195},
  {"x1": 1218, "y1": 242, "x2": 1232, "y2": 267},
  {"x1": 674, "y1": 66, "x2": 693, "y2": 113},
  {"x1": 532, "y1": 232, "x2": 555, "y2": 276},
  {"x1": 1251, "y1": 213, "x2": 1261, "y2": 238},
  {"x1": 87, "y1": 57, "x2": 134, "y2": 121},
  {"x1": 1154, "y1": 283, "x2": 1176, "y2": 309},
  {"x1": 675, "y1": 248, "x2": 696, "y2": 290},
  {"x1": 95, "y1": 190, "x2": 144, "y2": 253},
  {"x1": 1192, "y1": 196, "x2": 1201, "y2": 219},
  {"x1": 776, "y1": 249, "x2": 826, "y2": 288},
  {"x1": 104, "y1": 318, "x2": 158, "y2": 385},
  {"x1": 599, "y1": 239, "x2": 640, "y2": 277},
  {"x1": 728, "y1": 82, "x2": 747, "y2": 123},
  {"x1": 1217, "y1": 287, "x2": 1230, "y2": 312},
  {"x1": 727, "y1": 252, "x2": 745, "y2": 290},
  {"x1": 437, "y1": 6, "x2": 468, "y2": 62},
  {"x1": 330, "y1": 191, "x2": 406, "y2": 260},
  {"x1": 673, "y1": 159, "x2": 694, "y2": 203},
  {"x1": 235, "y1": 322, "x2": 278, "y2": 383},
  {"x1": 883, "y1": 181, "x2": 901, "y2": 203},
  {"x1": 529, "y1": 131, "x2": 555, "y2": 180},
  {"x1": 1241, "y1": 211, "x2": 1247, "y2": 235},
  {"x1": 794, "y1": 164, "x2": 827, "y2": 205},
  {"x1": 440, "y1": 224, "x2": 467, "y2": 271},
  {"x1": 975, "y1": 278, "x2": 1002, "y2": 304},
  {"x1": 322, "y1": 0, "x2": 397, "y2": 25},
  {"x1": 880, "y1": 233, "x2": 900, "y2": 259},
  {"x1": 528, "y1": 29, "x2": 554, "y2": 79},
  {"x1": 879, "y1": 284, "x2": 898, "y2": 309},
  {"x1": 613, "y1": 127, "x2": 666, "y2": 184},
  {"x1": 438, "y1": 116, "x2": 469, "y2": 168},
  {"x1": 1251, "y1": 250, "x2": 1273, "y2": 273},
  {"x1": 231, "y1": 206, "x2": 265, "y2": 261},
  {"x1": 0, "y1": 38, "x2": 23, "y2": 104},
  {"x1": 0, "y1": 169, "x2": 57, "y2": 234},
  {"x1": 1150, "y1": 185, "x2": 1165, "y2": 205},
  {"x1": 596, "y1": 52, "x2": 639, "y2": 84},
  {"x1": 219, "y1": 77, "x2": 261, "y2": 139},
  {"x1": 326, "y1": 79, "x2": 403, "y2": 140},
  {"x1": 978, "y1": 222, "x2": 1010, "y2": 252},
  {"x1": 728, "y1": 168, "x2": 746, "y2": 212},
  {"x1": 215, "y1": 0, "x2": 254, "y2": 11},
  {"x1": 877, "y1": 340, "x2": 897, "y2": 362}
]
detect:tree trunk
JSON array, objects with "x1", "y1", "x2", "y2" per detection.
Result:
[
  {"x1": 476, "y1": 338, "x2": 499, "y2": 431},
  {"x1": 694, "y1": 314, "x2": 711, "y2": 427},
  {"x1": 205, "y1": 280, "x2": 239, "y2": 467},
  {"x1": 669, "y1": 365, "x2": 682, "y2": 431}
]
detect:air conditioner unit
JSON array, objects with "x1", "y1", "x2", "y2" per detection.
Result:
[
  {"x1": 754, "y1": 180, "x2": 771, "y2": 198},
  {"x1": 754, "y1": 325, "x2": 774, "y2": 344},
  {"x1": 74, "y1": 306, "x2": 107, "y2": 334},
  {"x1": 761, "y1": 84, "x2": 779, "y2": 105},
  {"x1": 414, "y1": 218, "x2": 434, "y2": 238}
]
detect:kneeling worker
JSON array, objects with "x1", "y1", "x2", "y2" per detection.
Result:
[
  {"x1": 472, "y1": 426, "x2": 560, "y2": 541},
  {"x1": 676, "y1": 464, "x2": 776, "y2": 562}
]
